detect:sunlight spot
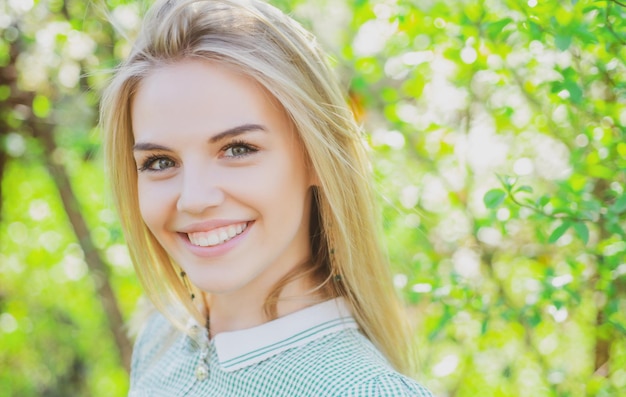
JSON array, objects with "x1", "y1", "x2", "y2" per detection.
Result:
[
  {"x1": 394, "y1": 274, "x2": 408, "y2": 289},
  {"x1": 9, "y1": 0, "x2": 33, "y2": 13},
  {"x1": 404, "y1": 213, "x2": 421, "y2": 228},
  {"x1": 0, "y1": 313, "x2": 18, "y2": 333},
  {"x1": 402, "y1": 50, "x2": 434, "y2": 66},
  {"x1": 514, "y1": 157, "x2": 534, "y2": 176},
  {"x1": 384, "y1": 56, "x2": 410, "y2": 80},
  {"x1": 453, "y1": 247, "x2": 481, "y2": 279},
  {"x1": 612, "y1": 264, "x2": 626, "y2": 280},
  {"x1": 422, "y1": 175, "x2": 449, "y2": 212},
  {"x1": 461, "y1": 46, "x2": 477, "y2": 64},
  {"x1": 66, "y1": 30, "x2": 96, "y2": 60},
  {"x1": 548, "y1": 371, "x2": 565, "y2": 384},
  {"x1": 548, "y1": 305, "x2": 568, "y2": 323},
  {"x1": 0, "y1": 14, "x2": 12, "y2": 29},
  {"x1": 39, "y1": 231, "x2": 63, "y2": 253},
  {"x1": 412, "y1": 283, "x2": 432, "y2": 293},
  {"x1": 63, "y1": 256, "x2": 87, "y2": 281},
  {"x1": 372, "y1": 129, "x2": 405, "y2": 149},
  {"x1": 58, "y1": 62, "x2": 80, "y2": 88},
  {"x1": 603, "y1": 241, "x2": 626, "y2": 257},
  {"x1": 400, "y1": 185, "x2": 420, "y2": 209},
  {"x1": 477, "y1": 227, "x2": 502, "y2": 246},
  {"x1": 353, "y1": 19, "x2": 397, "y2": 56},
  {"x1": 8, "y1": 222, "x2": 27, "y2": 244},
  {"x1": 396, "y1": 102, "x2": 421, "y2": 124},
  {"x1": 528, "y1": 0, "x2": 538, "y2": 7},
  {"x1": 373, "y1": 3, "x2": 393, "y2": 19},
  {"x1": 5, "y1": 133, "x2": 26, "y2": 157},
  {"x1": 433, "y1": 354, "x2": 459, "y2": 377},
  {"x1": 551, "y1": 274, "x2": 573, "y2": 288},
  {"x1": 436, "y1": 211, "x2": 471, "y2": 242},
  {"x1": 575, "y1": 134, "x2": 589, "y2": 147},
  {"x1": 497, "y1": 207, "x2": 510, "y2": 221},
  {"x1": 539, "y1": 334, "x2": 558, "y2": 355},
  {"x1": 593, "y1": 127, "x2": 604, "y2": 140},
  {"x1": 106, "y1": 244, "x2": 132, "y2": 268},
  {"x1": 29, "y1": 199, "x2": 51, "y2": 221},
  {"x1": 112, "y1": 4, "x2": 141, "y2": 31},
  {"x1": 599, "y1": 147, "x2": 609, "y2": 159}
]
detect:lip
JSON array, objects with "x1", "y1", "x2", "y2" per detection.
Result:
[
  {"x1": 179, "y1": 219, "x2": 250, "y2": 233},
  {"x1": 178, "y1": 221, "x2": 254, "y2": 258}
]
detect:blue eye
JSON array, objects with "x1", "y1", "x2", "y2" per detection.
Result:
[
  {"x1": 223, "y1": 140, "x2": 258, "y2": 158},
  {"x1": 139, "y1": 156, "x2": 176, "y2": 172}
]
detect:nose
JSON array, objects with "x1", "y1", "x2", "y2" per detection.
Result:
[{"x1": 176, "y1": 167, "x2": 225, "y2": 214}]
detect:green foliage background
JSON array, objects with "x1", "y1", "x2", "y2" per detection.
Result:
[{"x1": 1, "y1": 0, "x2": 625, "y2": 396}]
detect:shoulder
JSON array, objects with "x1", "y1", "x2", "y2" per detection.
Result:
[
  {"x1": 291, "y1": 329, "x2": 433, "y2": 396},
  {"x1": 338, "y1": 372, "x2": 433, "y2": 397},
  {"x1": 129, "y1": 308, "x2": 178, "y2": 386}
]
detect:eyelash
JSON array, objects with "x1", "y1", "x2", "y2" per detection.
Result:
[
  {"x1": 138, "y1": 154, "x2": 176, "y2": 172},
  {"x1": 137, "y1": 140, "x2": 258, "y2": 172},
  {"x1": 222, "y1": 139, "x2": 258, "y2": 158}
]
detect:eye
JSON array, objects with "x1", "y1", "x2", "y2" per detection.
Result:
[
  {"x1": 223, "y1": 140, "x2": 258, "y2": 158},
  {"x1": 139, "y1": 155, "x2": 176, "y2": 172}
]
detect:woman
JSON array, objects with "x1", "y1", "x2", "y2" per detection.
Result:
[{"x1": 101, "y1": 0, "x2": 433, "y2": 395}]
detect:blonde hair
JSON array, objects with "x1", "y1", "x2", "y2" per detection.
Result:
[{"x1": 101, "y1": 0, "x2": 414, "y2": 374}]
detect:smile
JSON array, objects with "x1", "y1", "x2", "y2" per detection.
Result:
[{"x1": 187, "y1": 222, "x2": 248, "y2": 247}]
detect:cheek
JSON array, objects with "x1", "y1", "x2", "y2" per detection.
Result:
[{"x1": 136, "y1": 179, "x2": 176, "y2": 229}]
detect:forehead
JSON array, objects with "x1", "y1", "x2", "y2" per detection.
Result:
[{"x1": 130, "y1": 59, "x2": 292, "y2": 142}]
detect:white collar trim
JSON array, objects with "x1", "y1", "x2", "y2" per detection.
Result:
[{"x1": 211, "y1": 298, "x2": 357, "y2": 371}]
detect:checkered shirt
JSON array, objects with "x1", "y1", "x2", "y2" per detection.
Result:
[{"x1": 128, "y1": 298, "x2": 433, "y2": 396}]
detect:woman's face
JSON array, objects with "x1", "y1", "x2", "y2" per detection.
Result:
[{"x1": 131, "y1": 60, "x2": 314, "y2": 299}]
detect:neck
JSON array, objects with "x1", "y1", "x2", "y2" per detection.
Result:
[{"x1": 206, "y1": 277, "x2": 324, "y2": 337}]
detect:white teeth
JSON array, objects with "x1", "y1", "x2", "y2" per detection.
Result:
[
  {"x1": 207, "y1": 233, "x2": 220, "y2": 246},
  {"x1": 187, "y1": 222, "x2": 248, "y2": 247}
]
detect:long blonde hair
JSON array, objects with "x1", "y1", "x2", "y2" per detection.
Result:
[{"x1": 101, "y1": 0, "x2": 413, "y2": 374}]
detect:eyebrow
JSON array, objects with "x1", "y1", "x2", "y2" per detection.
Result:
[
  {"x1": 133, "y1": 123, "x2": 267, "y2": 151},
  {"x1": 208, "y1": 123, "x2": 267, "y2": 143}
]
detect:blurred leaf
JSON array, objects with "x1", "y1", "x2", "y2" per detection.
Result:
[
  {"x1": 610, "y1": 193, "x2": 626, "y2": 214},
  {"x1": 573, "y1": 222, "x2": 589, "y2": 245},
  {"x1": 515, "y1": 185, "x2": 534, "y2": 194},
  {"x1": 536, "y1": 194, "x2": 551, "y2": 208},
  {"x1": 484, "y1": 189, "x2": 506, "y2": 209},
  {"x1": 555, "y1": 34, "x2": 572, "y2": 51},
  {"x1": 549, "y1": 221, "x2": 572, "y2": 244},
  {"x1": 486, "y1": 18, "x2": 512, "y2": 40}
]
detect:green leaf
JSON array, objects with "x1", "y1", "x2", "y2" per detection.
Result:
[
  {"x1": 610, "y1": 194, "x2": 626, "y2": 214},
  {"x1": 486, "y1": 18, "x2": 513, "y2": 40},
  {"x1": 573, "y1": 222, "x2": 589, "y2": 245},
  {"x1": 484, "y1": 189, "x2": 506, "y2": 209},
  {"x1": 564, "y1": 79, "x2": 583, "y2": 104},
  {"x1": 515, "y1": 185, "x2": 534, "y2": 194},
  {"x1": 555, "y1": 34, "x2": 572, "y2": 51},
  {"x1": 496, "y1": 174, "x2": 516, "y2": 190},
  {"x1": 549, "y1": 221, "x2": 571, "y2": 244},
  {"x1": 536, "y1": 195, "x2": 551, "y2": 208}
]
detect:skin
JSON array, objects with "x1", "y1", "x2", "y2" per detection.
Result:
[{"x1": 131, "y1": 59, "x2": 317, "y2": 335}]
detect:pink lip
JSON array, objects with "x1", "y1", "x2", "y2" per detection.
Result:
[
  {"x1": 178, "y1": 221, "x2": 254, "y2": 258},
  {"x1": 179, "y1": 219, "x2": 250, "y2": 233}
]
